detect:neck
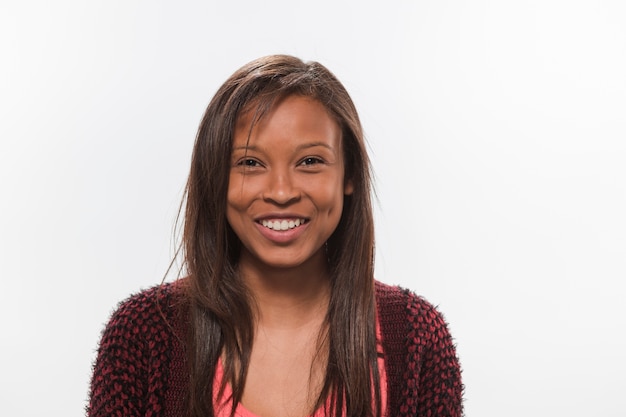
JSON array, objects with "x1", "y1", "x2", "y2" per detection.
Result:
[{"x1": 237, "y1": 249, "x2": 331, "y2": 329}]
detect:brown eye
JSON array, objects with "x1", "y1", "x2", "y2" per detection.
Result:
[
  {"x1": 300, "y1": 157, "x2": 323, "y2": 166},
  {"x1": 237, "y1": 158, "x2": 261, "y2": 167}
]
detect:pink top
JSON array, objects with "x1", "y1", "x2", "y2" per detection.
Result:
[{"x1": 213, "y1": 321, "x2": 387, "y2": 417}]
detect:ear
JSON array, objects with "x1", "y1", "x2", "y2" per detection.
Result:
[{"x1": 344, "y1": 179, "x2": 354, "y2": 195}]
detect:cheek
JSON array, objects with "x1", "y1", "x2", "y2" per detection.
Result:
[
  {"x1": 226, "y1": 189, "x2": 249, "y2": 233},
  {"x1": 226, "y1": 178, "x2": 250, "y2": 211},
  {"x1": 317, "y1": 183, "x2": 346, "y2": 215},
  {"x1": 226, "y1": 189, "x2": 240, "y2": 210}
]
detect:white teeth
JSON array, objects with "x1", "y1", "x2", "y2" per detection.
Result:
[{"x1": 261, "y1": 219, "x2": 306, "y2": 231}]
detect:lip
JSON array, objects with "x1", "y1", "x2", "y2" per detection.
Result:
[
  {"x1": 254, "y1": 212, "x2": 310, "y2": 222},
  {"x1": 254, "y1": 213, "x2": 310, "y2": 244}
]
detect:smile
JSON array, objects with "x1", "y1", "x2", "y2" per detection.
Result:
[{"x1": 260, "y1": 219, "x2": 308, "y2": 231}]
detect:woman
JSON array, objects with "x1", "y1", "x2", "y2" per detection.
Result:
[{"x1": 88, "y1": 55, "x2": 463, "y2": 417}]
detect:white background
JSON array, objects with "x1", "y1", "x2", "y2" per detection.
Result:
[{"x1": 1, "y1": 1, "x2": 625, "y2": 416}]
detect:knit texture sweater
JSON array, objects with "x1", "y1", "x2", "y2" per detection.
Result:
[{"x1": 88, "y1": 280, "x2": 463, "y2": 416}]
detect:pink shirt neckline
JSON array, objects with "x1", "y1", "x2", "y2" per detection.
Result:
[{"x1": 212, "y1": 320, "x2": 387, "y2": 417}]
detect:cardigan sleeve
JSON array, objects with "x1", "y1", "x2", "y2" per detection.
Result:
[
  {"x1": 408, "y1": 295, "x2": 463, "y2": 417},
  {"x1": 88, "y1": 292, "x2": 151, "y2": 417}
]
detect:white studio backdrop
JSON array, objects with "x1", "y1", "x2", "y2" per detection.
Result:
[{"x1": 1, "y1": 1, "x2": 625, "y2": 416}]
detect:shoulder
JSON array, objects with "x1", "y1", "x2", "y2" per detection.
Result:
[
  {"x1": 89, "y1": 281, "x2": 189, "y2": 416},
  {"x1": 375, "y1": 280, "x2": 442, "y2": 322},
  {"x1": 375, "y1": 280, "x2": 463, "y2": 416},
  {"x1": 108, "y1": 280, "x2": 185, "y2": 318},
  {"x1": 114, "y1": 280, "x2": 186, "y2": 311},
  {"x1": 375, "y1": 280, "x2": 455, "y2": 350},
  {"x1": 99, "y1": 280, "x2": 188, "y2": 347}
]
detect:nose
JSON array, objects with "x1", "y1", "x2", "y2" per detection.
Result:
[{"x1": 262, "y1": 168, "x2": 300, "y2": 205}]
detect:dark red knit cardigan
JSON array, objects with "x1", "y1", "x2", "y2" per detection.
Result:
[{"x1": 88, "y1": 280, "x2": 463, "y2": 416}]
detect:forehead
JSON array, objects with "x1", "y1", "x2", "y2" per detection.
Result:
[{"x1": 233, "y1": 95, "x2": 341, "y2": 147}]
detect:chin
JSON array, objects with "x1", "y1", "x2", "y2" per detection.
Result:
[
  {"x1": 244, "y1": 246, "x2": 326, "y2": 271},
  {"x1": 258, "y1": 255, "x2": 310, "y2": 270}
]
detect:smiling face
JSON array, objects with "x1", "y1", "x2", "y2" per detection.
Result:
[{"x1": 227, "y1": 95, "x2": 353, "y2": 272}]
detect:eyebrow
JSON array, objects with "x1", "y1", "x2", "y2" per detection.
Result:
[
  {"x1": 296, "y1": 141, "x2": 335, "y2": 152},
  {"x1": 232, "y1": 144, "x2": 259, "y2": 151},
  {"x1": 232, "y1": 141, "x2": 335, "y2": 152}
]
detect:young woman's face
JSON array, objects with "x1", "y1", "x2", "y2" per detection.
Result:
[{"x1": 227, "y1": 95, "x2": 353, "y2": 271}]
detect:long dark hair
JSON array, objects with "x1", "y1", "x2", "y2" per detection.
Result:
[{"x1": 182, "y1": 55, "x2": 379, "y2": 417}]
